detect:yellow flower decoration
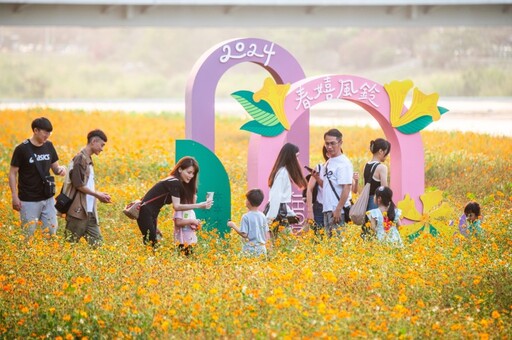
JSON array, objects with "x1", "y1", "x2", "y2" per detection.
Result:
[
  {"x1": 384, "y1": 80, "x2": 445, "y2": 134},
  {"x1": 385, "y1": 79, "x2": 413, "y2": 125},
  {"x1": 397, "y1": 190, "x2": 453, "y2": 242},
  {"x1": 253, "y1": 77, "x2": 291, "y2": 130}
]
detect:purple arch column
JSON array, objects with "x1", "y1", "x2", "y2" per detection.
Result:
[
  {"x1": 186, "y1": 38, "x2": 309, "y2": 202},
  {"x1": 285, "y1": 75, "x2": 425, "y2": 211}
]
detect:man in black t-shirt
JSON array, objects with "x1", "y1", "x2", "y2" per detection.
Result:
[{"x1": 9, "y1": 117, "x2": 66, "y2": 238}]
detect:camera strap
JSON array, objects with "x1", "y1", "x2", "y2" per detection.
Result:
[
  {"x1": 26, "y1": 139, "x2": 49, "y2": 183},
  {"x1": 325, "y1": 162, "x2": 341, "y2": 202}
]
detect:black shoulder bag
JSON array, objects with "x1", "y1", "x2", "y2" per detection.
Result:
[
  {"x1": 26, "y1": 140, "x2": 56, "y2": 198},
  {"x1": 55, "y1": 189, "x2": 78, "y2": 214}
]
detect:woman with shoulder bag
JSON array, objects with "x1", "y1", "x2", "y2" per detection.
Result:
[
  {"x1": 361, "y1": 138, "x2": 391, "y2": 238},
  {"x1": 137, "y1": 156, "x2": 212, "y2": 248},
  {"x1": 265, "y1": 143, "x2": 308, "y2": 237}
]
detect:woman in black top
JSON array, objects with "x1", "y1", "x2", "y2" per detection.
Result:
[
  {"x1": 137, "y1": 156, "x2": 212, "y2": 247},
  {"x1": 360, "y1": 139, "x2": 390, "y2": 239},
  {"x1": 364, "y1": 138, "x2": 391, "y2": 211}
]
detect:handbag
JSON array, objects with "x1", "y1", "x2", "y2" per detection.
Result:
[
  {"x1": 123, "y1": 193, "x2": 167, "y2": 220},
  {"x1": 263, "y1": 202, "x2": 299, "y2": 224},
  {"x1": 55, "y1": 159, "x2": 76, "y2": 214},
  {"x1": 343, "y1": 201, "x2": 353, "y2": 223},
  {"x1": 55, "y1": 189, "x2": 78, "y2": 214},
  {"x1": 348, "y1": 184, "x2": 371, "y2": 226},
  {"x1": 349, "y1": 162, "x2": 379, "y2": 226},
  {"x1": 123, "y1": 199, "x2": 143, "y2": 220}
]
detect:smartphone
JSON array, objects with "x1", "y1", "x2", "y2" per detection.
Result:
[{"x1": 304, "y1": 165, "x2": 313, "y2": 173}]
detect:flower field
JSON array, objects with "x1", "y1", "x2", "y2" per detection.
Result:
[{"x1": 1, "y1": 109, "x2": 511, "y2": 338}]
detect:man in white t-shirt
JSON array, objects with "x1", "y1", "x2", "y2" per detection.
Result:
[{"x1": 320, "y1": 129, "x2": 353, "y2": 237}]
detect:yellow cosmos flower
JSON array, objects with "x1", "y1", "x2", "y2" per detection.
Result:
[
  {"x1": 253, "y1": 77, "x2": 291, "y2": 130},
  {"x1": 384, "y1": 79, "x2": 441, "y2": 129}
]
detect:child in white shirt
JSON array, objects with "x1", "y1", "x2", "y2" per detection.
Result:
[{"x1": 228, "y1": 189, "x2": 271, "y2": 257}]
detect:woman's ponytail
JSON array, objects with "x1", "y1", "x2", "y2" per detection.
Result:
[{"x1": 387, "y1": 200, "x2": 396, "y2": 222}]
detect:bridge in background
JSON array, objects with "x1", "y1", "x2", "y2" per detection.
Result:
[{"x1": 0, "y1": 0, "x2": 511, "y2": 27}]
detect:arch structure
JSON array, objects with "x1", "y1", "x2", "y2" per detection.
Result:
[
  {"x1": 186, "y1": 37, "x2": 425, "y2": 220},
  {"x1": 284, "y1": 75, "x2": 424, "y2": 208},
  {"x1": 186, "y1": 37, "x2": 310, "y2": 206}
]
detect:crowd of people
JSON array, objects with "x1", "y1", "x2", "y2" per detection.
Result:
[
  {"x1": 8, "y1": 117, "x2": 213, "y2": 252},
  {"x1": 9, "y1": 117, "x2": 482, "y2": 256}
]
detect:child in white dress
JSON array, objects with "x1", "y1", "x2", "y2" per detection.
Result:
[
  {"x1": 173, "y1": 209, "x2": 201, "y2": 256},
  {"x1": 366, "y1": 186, "x2": 403, "y2": 247}
]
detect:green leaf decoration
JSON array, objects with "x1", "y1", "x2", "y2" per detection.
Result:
[
  {"x1": 428, "y1": 224, "x2": 439, "y2": 237},
  {"x1": 407, "y1": 224, "x2": 440, "y2": 243},
  {"x1": 438, "y1": 106, "x2": 449, "y2": 114},
  {"x1": 231, "y1": 90, "x2": 280, "y2": 127},
  {"x1": 397, "y1": 106, "x2": 449, "y2": 134},
  {"x1": 240, "y1": 120, "x2": 285, "y2": 137},
  {"x1": 407, "y1": 225, "x2": 424, "y2": 242}
]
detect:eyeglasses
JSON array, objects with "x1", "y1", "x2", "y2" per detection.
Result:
[{"x1": 324, "y1": 140, "x2": 340, "y2": 147}]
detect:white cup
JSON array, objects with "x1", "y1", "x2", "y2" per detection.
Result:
[{"x1": 206, "y1": 192, "x2": 214, "y2": 202}]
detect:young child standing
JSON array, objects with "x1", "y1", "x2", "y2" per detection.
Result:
[
  {"x1": 227, "y1": 189, "x2": 271, "y2": 257},
  {"x1": 173, "y1": 209, "x2": 201, "y2": 256},
  {"x1": 366, "y1": 186, "x2": 403, "y2": 247}
]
